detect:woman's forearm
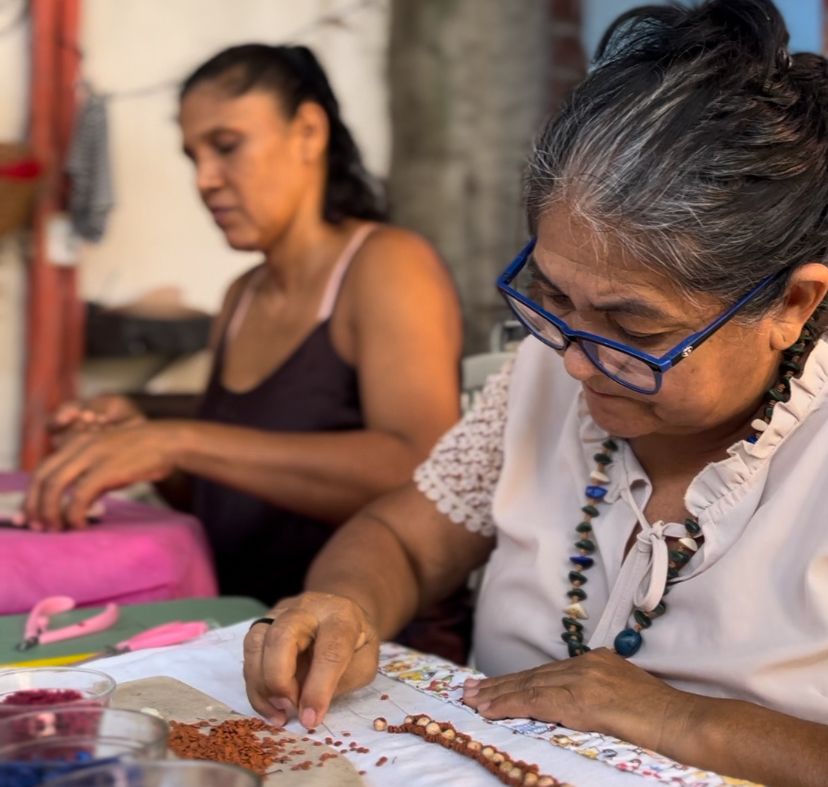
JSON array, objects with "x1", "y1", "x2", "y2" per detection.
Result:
[
  {"x1": 656, "y1": 692, "x2": 828, "y2": 786},
  {"x1": 304, "y1": 511, "x2": 421, "y2": 639},
  {"x1": 168, "y1": 420, "x2": 420, "y2": 523}
]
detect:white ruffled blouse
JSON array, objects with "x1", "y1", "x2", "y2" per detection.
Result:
[{"x1": 414, "y1": 335, "x2": 828, "y2": 724}]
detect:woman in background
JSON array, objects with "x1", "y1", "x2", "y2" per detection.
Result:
[{"x1": 27, "y1": 45, "x2": 466, "y2": 653}]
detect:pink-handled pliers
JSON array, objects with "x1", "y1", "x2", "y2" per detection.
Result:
[
  {"x1": 73, "y1": 621, "x2": 211, "y2": 664},
  {"x1": 111, "y1": 620, "x2": 210, "y2": 654},
  {"x1": 15, "y1": 596, "x2": 120, "y2": 651}
]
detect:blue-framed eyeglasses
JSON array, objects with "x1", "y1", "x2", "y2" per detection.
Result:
[{"x1": 497, "y1": 238, "x2": 787, "y2": 394}]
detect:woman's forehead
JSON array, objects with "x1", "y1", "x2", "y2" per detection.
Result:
[
  {"x1": 179, "y1": 86, "x2": 284, "y2": 133},
  {"x1": 534, "y1": 209, "x2": 696, "y2": 315}
]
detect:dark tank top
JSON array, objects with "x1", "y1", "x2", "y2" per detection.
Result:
[{"x1": 193, "y1": 226, "x2": 374, "y2": 604}]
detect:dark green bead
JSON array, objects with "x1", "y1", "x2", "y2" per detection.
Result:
[
  {"x1": 781, "y1": 359, "x2": 801, "y2": 374},
  {"x1": 593, "y1": 452, "x2": 612, "y2": 465},
  {"x1": 561, "y1": 630, "x2": 583, "y2": 644},
  {"x1": 652, "y1": 601, "x2": 667, "y2": 617},
  {"x1": 768, "y1": 386, "x2": 790, "y2": 403},
  {"x1": 602, "y1": 438, "x2": 619, "y2": 451},
  {"x1": 684, "y1": 518, "x2": 701, "y2": 535},
  {"x1": 633, "y1": 609, "x2": 652, "y2": 629},
  {"x1": 575, "y1": 538, "x2": 596, "y2": 553},
  {"x1": 568, "y1": 571, "x2": 587, "y2": 585},
  {"x1": 568, "y1": 642, "x2": 589, "y2": 657},
  {"x1": 764, "y1": 404, "x2": 775, "y2": 420},
  {"x1": 562, "y1": 617, "x2": 583, "y2": 632},
  {"x1": 567, "y1": 587, "x2": 587, "y2": 601},
  {"x1": 581, "y1": 505, "x2": 599, "y2": 517},
  {"x1": 669, "y1": 549, "x2": 689, "y2": 564},
  {"x1": 788, "y1": 342, "x2": 806, "y2": 354},
  {"x1": 667, "y1": 567, "x2": 679, "y2": 579},
  {"x1": 576, "y1": 521, "x2": 593, "y2": 533}
]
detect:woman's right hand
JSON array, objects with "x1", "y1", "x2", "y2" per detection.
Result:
[
  {"x1": 243, "y1": 591, "x2": 380, "y2": 729},
  {"x1": 49, "y1": 395, "x2": 144, "y2": 448}
]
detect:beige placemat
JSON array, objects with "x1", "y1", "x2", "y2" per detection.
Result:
[{"x1": 114, "y1": 677, "x2": 365, "y2": 786}]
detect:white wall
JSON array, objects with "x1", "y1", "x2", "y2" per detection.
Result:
[
  {"x1": 78, "y1": 0, "x2": 390, "y2": 313},
  {"x1": 0, "y1": 0, "x2": 29, "y2": 468}
]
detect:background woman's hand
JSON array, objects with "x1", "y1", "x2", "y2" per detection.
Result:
[
  {"x1": 243, "y1": 591, "x2": 380, "y2": 729},
  {"x1": 25, "y1": 420, "x2": 180, "y2": 530},
  {"x1": 462, "y1": 648, "x2": 692, "y2": 749},
  {"x1": 49, "y1": 394, "x2": 145, "y2": 449}
]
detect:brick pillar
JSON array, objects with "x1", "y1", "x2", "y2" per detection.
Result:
[
  {"x1": 824, "y1": 0, "x2": 828, "y2": 53},
  {"x1": 549, "y1": 0, "x2": 587, "y2": 113}
]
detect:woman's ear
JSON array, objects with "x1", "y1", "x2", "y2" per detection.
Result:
[
  {"x1": 292, "y1": 101, "x2": 329, "y2": 165},
  {"x1": 770, "y1": 263, "x2": 828, "y2": 350}
]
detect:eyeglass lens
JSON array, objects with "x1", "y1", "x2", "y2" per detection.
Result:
[{"x1": 504, "y1": 293, "x2": 659, "y2": 392}]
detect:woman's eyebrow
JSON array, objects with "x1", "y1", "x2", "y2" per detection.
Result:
[{"x1": 528, "y1": 257, "x2": 672, "y2": 321}]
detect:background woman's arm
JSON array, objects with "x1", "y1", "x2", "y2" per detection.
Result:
[{"x1": 26, "y1": 229, "x2": 463, "y2": 528}]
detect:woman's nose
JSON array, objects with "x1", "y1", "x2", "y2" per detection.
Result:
[
  {"x1": 562, "y1": 341, "x2": 596, "y2": 382},
  {"x1": 196, "y1": 159, "x2": 223, "y2": 195}
]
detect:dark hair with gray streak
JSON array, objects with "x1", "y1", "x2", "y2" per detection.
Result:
[{"x1": 527, "y1": 0, "x2": 828, "y2": 315}]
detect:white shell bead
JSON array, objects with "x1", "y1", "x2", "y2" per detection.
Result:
[
  {"x1": 589, "y1": 469, "x2": 610, "y2": 484},
  {"x1": 564, "y1": 602, "x2": 588, "y2": 620},
  {"x1": 751, "y1": 418, "x2": 769, "y2": 432},
  {"x1": 679, "y1": 537, "x2": 699, "y2": 552}
]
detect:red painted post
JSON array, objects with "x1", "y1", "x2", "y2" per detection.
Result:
[{"x1": 21, "y1": 0, "x2": 83, "y2": 470}]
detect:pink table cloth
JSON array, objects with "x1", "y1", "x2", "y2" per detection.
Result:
[{"x1": 0, "y1": 473, "x2": 218, "y2": 615}]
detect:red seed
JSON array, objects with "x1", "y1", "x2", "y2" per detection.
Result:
[{"x1": 1, "y1": 689, "x2": 84, "y2": 706}]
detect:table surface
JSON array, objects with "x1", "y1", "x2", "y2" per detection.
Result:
[
  {"x1": 0, "y1": 596, "x2": 267, "y2": 666},
  {"x1": 83, "y1": 620, "x2": 739, "y2": 787},
  {"x1": 0, "y1": 473, "x2": 217, "y2": 614}
]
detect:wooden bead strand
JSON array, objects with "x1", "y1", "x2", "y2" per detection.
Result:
[{"x1": 375, "y1": 715, "x2": 572, "y2": 787}]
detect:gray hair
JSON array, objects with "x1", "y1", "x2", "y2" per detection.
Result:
[{"x1": 527, "y1": 0, "x2": 828, "y2": 314}]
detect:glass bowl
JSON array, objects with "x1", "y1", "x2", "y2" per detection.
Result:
[
  {"x1": 0, "y1": 706, "x2": 168, "y2": 786},
  {"x1": 0, "y1": 668, "x2": 116, "y2": 719},
  {"x1": 44, "y1": 760, "x2": 262, "y2": 786}
]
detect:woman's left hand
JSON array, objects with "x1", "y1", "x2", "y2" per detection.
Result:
[
  {"x1": 462, "y1": 648, "x2": 691, "y2": 748},
  {"x1": 24, "y1": 421, "x2": 183, "y2": 530}
]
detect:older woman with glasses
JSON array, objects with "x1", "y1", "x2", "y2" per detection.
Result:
[{"x1": 242, "y1": 1, "x2": 828, "y2": 783}]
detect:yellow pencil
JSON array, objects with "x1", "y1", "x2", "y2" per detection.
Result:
[{"x1": 0, "y1": 653, "x2": 99, "y2": 668}]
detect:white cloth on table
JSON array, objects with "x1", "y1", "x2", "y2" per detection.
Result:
[
  {"x1": 97, "y1": 620, "x2": 647, "y2": 786},
  {"x1": 414, "y1": 334, "x2": 828, "y2": 725}
]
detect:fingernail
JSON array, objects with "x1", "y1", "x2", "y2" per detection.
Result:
[
  {"x1": 269, "y1": 710, "x2": 286, "y2": 728},
  {"x1": 463, "y1": 685, "x2": 478, "y2": 698},
  {"x1": 270, "y1": 697, "x2": 295, "y2": 715},
  {"x1": 300, "y1": 708, "x2": 317, "y2": 729},
  {"x1": 477, "y1": 702, "x2": 490, "y2": 712},
  {"x1": 464, "y1": 678, "x2": 480, "y2": 688}
]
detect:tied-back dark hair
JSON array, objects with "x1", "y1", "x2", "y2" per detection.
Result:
[
  {"x1": 180, "y1": 44, "x2": 387, "y2": 224},
  {"x1": 527, "y1": 0, "x2": 828, "y2": 316}
]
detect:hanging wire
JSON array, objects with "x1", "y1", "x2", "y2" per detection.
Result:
[{"x1": 62, "y1": 0, "x2": 386, "y2": 102}]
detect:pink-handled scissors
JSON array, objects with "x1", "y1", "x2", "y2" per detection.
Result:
[
  {"x1": 15, "y1": 596, "x2": 120, "y2": 651},
  {"x1": 72, "y1": 620, "x2": 211, "y2": 664}
]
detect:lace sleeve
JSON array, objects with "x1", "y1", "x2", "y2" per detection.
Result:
[{"x1": 413, "y1": 360, "x2": 513, "y2": 537}]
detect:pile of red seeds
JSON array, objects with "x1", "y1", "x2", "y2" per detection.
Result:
[
  {"x1": 168, "y1": 717, "x2": 351, "y2": 776},
  {"x1": 0, "y1": 689, "x2": 84, "y2": 707}
]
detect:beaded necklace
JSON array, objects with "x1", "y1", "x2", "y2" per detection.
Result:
[{"x1": 562, "y1": 306, "x2": 825, "y2": 659}]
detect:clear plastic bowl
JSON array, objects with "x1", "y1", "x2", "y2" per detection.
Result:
[
  {"x1": 0, "y1": 668, "x2": 116, "y2": 719},
  {"x1": 0, "y1": 706, "x2": 168, "y2": 786},
  {"x1": 43, "y1": 760, "x2": 262, "y2": 786}
]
